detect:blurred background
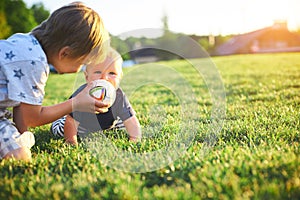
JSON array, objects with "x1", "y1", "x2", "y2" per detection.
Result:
[{"x1": 1, "y1": 0, "x2": 300, "y2": 64}]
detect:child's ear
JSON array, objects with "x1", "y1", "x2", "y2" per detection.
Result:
[{"x1": 58, "y1": 46, "x2": 71, "y2": 60}]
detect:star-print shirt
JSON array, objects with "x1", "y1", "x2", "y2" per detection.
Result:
[{"x1": 0, "y1": 33, "x2": 49, "y2": 108}]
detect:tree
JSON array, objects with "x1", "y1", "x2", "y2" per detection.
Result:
[
  {"x1": 110, "y1": 35, "x2": 130, "y2": 60},
  {"x1": 162, "y1": 13, "x2": 169, "y2": 34},
  {"x1": 0, "y1": 0, "x2": 11, "y2": 38},
  {"x1": 157, "y1": 13, "x2": 180, "y2": 60},
  {"x1": 4, "y1": 0, "x2": 37, "y2": 34},
  {"x1": 0, "y1": 0, "x2": 49, "y2": 39},
  {"x1": 31, "y1": 2, "x2": 50, "y2": 24}
]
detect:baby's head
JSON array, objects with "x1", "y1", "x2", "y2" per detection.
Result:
[{"x1": 84, "y1": 47, "x2": 123, "y2": 89}]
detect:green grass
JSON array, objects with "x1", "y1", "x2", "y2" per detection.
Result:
[{"x1": 1, "y1": 53, "x2": 299, "y2": 200}]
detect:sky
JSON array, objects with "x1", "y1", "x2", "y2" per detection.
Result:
[{"x1": 24, "y1": 0, "x2": 300, "y2": 38}]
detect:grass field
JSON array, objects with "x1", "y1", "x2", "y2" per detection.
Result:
[{"x1": 0, "y1": 53, "x2": 299, "y2": 200}]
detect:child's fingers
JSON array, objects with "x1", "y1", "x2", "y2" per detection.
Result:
[{"x1": 94, "y1": 101, "x2": 109, "y2": 113}]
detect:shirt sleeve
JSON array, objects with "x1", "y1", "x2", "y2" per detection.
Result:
[
  {"x1": 112, "y1": 88, "x2": 136, "y2": 121},
  {"x1": 3, "y1": 60, "x2": 48, "y2": 105}
]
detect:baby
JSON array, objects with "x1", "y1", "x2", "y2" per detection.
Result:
[{"x1": 51, "y1": 48, "x2": 141, "y2": 144}]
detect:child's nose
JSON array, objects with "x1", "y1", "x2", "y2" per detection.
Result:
[{"x1": 100, "y1": 73, "x2": 108, "y2": 80}]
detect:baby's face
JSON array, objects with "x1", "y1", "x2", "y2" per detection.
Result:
[{"x1": 85, "y1": 58, "x2": 122, "y2": 89}]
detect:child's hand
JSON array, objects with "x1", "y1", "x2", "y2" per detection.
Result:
[
  {"x1": 129, "y1": 136, "x2": 141, "y2": 142},
  {"x1": 72, "y1": 82, "x2": 110, "y2": 113}
]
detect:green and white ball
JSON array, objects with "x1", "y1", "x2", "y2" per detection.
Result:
[{"x1": 89, "y1": 79, "x2": 116, "y2": 107}]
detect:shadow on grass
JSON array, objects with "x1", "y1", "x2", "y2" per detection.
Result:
[
  {"x1": 141, "y1": 167, "x2": 193, "y2": 189},
  {"x1": 31, "y1": 128, "x2": 62, "y2": 153}
]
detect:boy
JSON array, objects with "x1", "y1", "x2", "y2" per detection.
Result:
[
  {"x1": 51, "y1": 48, "x2": 142, "y2": 145},
  {"x1": 0, "y1": 2, "x2": 110, "y2": 161}
]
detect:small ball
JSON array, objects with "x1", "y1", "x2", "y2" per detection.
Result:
[{"x1": 89, "y1": 80, "x2": 116, "y2": 107}]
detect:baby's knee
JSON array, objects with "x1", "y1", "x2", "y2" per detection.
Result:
[{"x1": 3, "y1": 147, "x2": 32, "y2": 162}]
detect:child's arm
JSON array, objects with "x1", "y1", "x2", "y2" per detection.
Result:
[
  {"x1": 123, "y1": 116, "x2": 142, "y2": 142},
  {"x1": 13, "y1": 83, "x2": 109, "y2": 133},
  {"x1": 64, "y1": 114, "x2": 79, "y2": 145}
]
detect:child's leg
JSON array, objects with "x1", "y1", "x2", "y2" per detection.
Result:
[
  {"x1": 0, "y1": 119, "x2": 34, "y2": 161},
  {"x1": 50, "y1": 116, "x2": 66, "y2": 137},
  {"x1": 111, "y1": 117, "x2": 125, "y2": 130}
]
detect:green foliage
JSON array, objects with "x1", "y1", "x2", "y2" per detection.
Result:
[
  {"x1": 0, "y1": 0, "x2": 49, "y2": 39},
  {"x1": 30, "y1": 3, "x2": 50, "y2": 24},
  {"x1": 110, "y1": 35, "x2": 131, "y2": 60},
  {"x1": 0, "y1": 53, "x2": 299, "y2": 199},
  {"x1": 156, "y1": 31, "x2": 181, "y2": 60},
  {"x1": 0, "y1": 10, "x2": 11, "y2": 38},
  {"x1": 110, "y1": 13, "x2": 228, "y2": 60},
  {"x1": 198, "y1": 37, "x2": 215, "y2": 54},
  {"x1": 3, "y1": 0, "x2": 37, "y2": 34},
  {"x1": 110, "y1": 32, "x2": 228, "y2": 61}
]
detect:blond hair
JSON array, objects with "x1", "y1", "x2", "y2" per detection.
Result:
[
  {"x1": 31, "y1": 2, "x2": 109, "y2": 64},
  {"x1": 86, "y1": 47, "x2": 123, "y2": 73}
]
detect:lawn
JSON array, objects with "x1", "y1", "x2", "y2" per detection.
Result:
[{"x1": 0, "y1": 52, "x2": 299, "y2": 200}]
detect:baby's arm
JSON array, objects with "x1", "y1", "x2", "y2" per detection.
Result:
[
  {"x1": 64, "y1": 114, "x2": 79, "y2": 145},
  {"x1": 123, "y1": 116, "x2": 142, "y2": 142}
]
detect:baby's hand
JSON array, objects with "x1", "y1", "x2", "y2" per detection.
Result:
[{"x1": 72, "y1": 82, "x2": 109, "y2": 113}]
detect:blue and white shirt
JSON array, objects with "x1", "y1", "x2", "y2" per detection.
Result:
[{"x1": 0, "y1": 33, "x2": 49, "y2": 108}]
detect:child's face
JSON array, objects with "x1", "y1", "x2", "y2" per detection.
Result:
[
  {"x1": 53, "y1": 56, "x2": 86, "y2": 74},
  {"x1": 49, "y1": 47, "x2": 87, "y2": 74},
  {"x1": 85, "y1": 58, "x2": 122, "y2": 89}
]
